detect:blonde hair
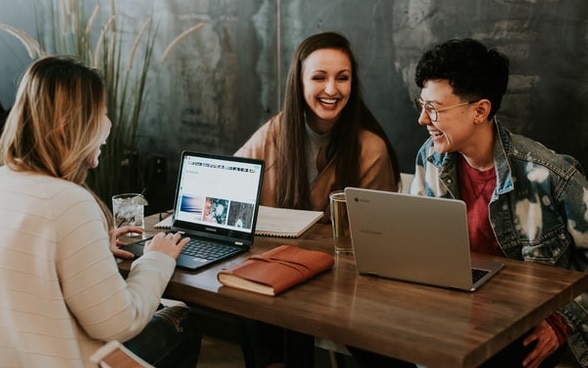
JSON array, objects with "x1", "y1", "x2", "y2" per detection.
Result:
[{"x1": 0, "y1": 55, "x2": 113, "y2": 226}]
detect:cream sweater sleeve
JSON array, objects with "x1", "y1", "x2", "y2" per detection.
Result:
[{"x1": 54, "y1": 185, "x2": 175, "y2": 342}]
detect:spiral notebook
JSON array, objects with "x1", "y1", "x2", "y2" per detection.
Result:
[
  {"x1": 255, "y1": 206, "x2": 324, "y2": 237},
  {"x1": 155, "y1": 205, "x2": 323, "y2": 238}
]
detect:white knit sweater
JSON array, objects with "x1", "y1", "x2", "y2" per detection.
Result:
[{"x1": 0, "y1": 166, "x2": 175, "y2": 367}]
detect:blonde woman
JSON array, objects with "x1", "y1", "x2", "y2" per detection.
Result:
[{"x1": 0, "y1": 56, "x2": 200, "y2": 367}]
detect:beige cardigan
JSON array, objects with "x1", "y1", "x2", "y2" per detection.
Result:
[
  {"x1": 0, "y1": 167, "x2": 175, "y2": 367},
  {"x1": 235, "y1": 113, "x2": 398, "y2": 215}
]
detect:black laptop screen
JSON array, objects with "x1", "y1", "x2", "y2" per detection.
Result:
[{"x1": 172, "y1": 152, "x2": 264, "y2": 239}]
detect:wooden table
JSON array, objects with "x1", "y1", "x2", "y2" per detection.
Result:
[{"x1": 118, "y1": 214, "x2": 588, "y2": 368}]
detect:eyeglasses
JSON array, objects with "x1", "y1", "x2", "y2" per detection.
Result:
[{"x1": 414, "y1": 98, "x2": 478, "y2": 122}]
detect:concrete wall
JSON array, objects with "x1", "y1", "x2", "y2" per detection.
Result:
[{"x1": 1, "y1": 0, "x2": 587, "y2": 211}]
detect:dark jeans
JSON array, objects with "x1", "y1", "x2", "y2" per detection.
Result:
[{"x1": 124, "y1": 306, "x2": 202, "y2": 368}]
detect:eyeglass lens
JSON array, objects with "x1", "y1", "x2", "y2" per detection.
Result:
[{"x1": 414, "y1": 99, "x2": 437, "y2": 121}]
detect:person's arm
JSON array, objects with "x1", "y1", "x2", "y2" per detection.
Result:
[
  {"x1": 545, "y1": 313, "x2": 571, "y2": 345},
  {"x1": 110, "y1": 225, "x2": 144, "y2": 259},
  {"x1": 234, "y1": 116, "x2": 279, "y2": 159},
  {"x1": 561, "y1": 169, "x2": 588, "y2": 261},
  {"x1": 55, "y1": 187, "x2": 177, "y2": 343},
  {"x1": 357, "y1": 130, "x2": 398, "y2": 192},
  {"x1": 555, "y1": 168, "x2": 588, "y2": 335},
  {"x1": 235, "y1": 116, "x2": 281, "y2": 208},
  {"x1": 522, "y1": 320, "x2": 561, "y2": 368}
]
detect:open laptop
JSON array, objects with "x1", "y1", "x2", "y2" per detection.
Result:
[
  {"x1": 344, "y1": 187, "x2": 503, "y2": 291},
  {"x1": 122, "y1": 151, "x2": 264, "y2": 270}
]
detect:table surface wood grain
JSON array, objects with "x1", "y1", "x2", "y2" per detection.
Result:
[{"x1": 117, "y1": 214, "x2": 588, "y2": 368}]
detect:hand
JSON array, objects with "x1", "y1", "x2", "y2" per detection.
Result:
[
  {"x1": 144, "y1": 232, "x2": 190, "y2": 260},
  {"x1": 522, "y1": 320, "x2": 559, "y2": 368},
  {"x1": 109, "y1": 225, "x2": 144, "y2": 260}
]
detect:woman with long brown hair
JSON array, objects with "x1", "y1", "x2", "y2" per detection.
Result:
[
  {"x1": 236, "y1": 31, "x2": 400, "y2": 216},
  {"x1": 235, "y1": 32, "x2": 404, "y2": 367}
]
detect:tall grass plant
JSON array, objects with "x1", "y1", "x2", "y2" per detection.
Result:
[{"x1": 0, "y1": 0, "x2": 202, "y2": 205}]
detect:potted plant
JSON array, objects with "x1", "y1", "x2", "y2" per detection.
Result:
[{"x1": 0, "y1": 0, "x2": 202, "y2": 205}]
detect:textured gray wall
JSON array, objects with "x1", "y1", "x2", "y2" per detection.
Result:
[{"x1": 1, "y1": 0, "x2": 587, "y2": 212}]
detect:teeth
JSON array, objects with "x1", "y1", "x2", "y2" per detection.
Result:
[
  {"x1": 431, "y1": 131, "x2": 443, "y2": 137},
  {"x1": 320, "y1": 98, "x2": 336, "y2": 105}
]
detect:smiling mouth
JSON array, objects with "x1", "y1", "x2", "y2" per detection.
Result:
[
  {"x1": 319, "y1": 98, "x2": 337, "y2": 105},
  {"x1": 430, "y1": 130, "x2": 444, "y2": 138}
]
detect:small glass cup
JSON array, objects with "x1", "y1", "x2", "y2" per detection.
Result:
[
  {"x1": 329, "y1": 190, "x2": 353, "y2": 255},
  {"x1": 112, "y1": 193, "x2": 147, "y2": 237}
]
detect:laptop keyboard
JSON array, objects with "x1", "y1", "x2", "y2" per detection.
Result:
[
  {"x1": 472, "y1": 268, "x2": 490, "y2": 284},
  {"x1": 181, "y1": 238, "x2": 240, "y2": 260}
]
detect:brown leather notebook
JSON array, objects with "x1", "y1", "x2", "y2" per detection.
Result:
[{"x1": 217, "y1": 245, "x2": 335, "y2": 296}]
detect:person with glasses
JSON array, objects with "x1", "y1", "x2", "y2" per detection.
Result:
[
  {"x1": 411, "y1": 38, "x2": 588, "y2": 368},
  {"x1": 414, "y1": 98, "x2": 480, "y2": 123}
]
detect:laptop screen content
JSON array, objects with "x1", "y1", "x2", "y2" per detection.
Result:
[
  {"x1": 120, "y1": 151, "x2": 264, "y2": 270},
  {"x1": 171, "y1": 152, "x2": 264, "y2": 243}
]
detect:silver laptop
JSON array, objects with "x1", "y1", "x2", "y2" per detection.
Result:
[
  {"x1": 122, "y1": 151, "x2": 264, "y2": 270},
  {"x1": 345, "y1": 187, "x2": 503, "y2": 291}
]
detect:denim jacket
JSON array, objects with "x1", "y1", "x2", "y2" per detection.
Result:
[{"x1": 410, "y1": 121, "x2": 588, "y2": 367}]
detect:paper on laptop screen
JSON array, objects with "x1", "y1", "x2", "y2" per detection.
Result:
[{"x1": 173, "y1": 154, "x2": 263, "y2": 234}]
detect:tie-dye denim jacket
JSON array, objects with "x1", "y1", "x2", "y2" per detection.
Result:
[{"x1": 410, "y1": 121, "x2": 588, "y2": 366}]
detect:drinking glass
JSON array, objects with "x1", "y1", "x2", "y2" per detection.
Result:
[
  {"x1": 329, "y1": 190, "x2": 353, "y2": 254},
  {"x1": 112, "y1": 193, "x2": 147, "y2": 237}
]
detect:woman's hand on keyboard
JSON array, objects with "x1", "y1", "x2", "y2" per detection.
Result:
[{"x1": 145, "y1": 232, "x2": 190, "y2": 260}]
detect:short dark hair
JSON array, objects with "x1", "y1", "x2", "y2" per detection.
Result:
[{"x1": 415, "y1": 38, "x2": 509, "y2": 119}]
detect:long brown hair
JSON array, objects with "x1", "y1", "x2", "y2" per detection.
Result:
[
  {"x1": 276, "y1": 32, "x2": 400, "y2": 209},
  {"x1": 0, "y1": 55, "x2": 113, "y2": 225}
]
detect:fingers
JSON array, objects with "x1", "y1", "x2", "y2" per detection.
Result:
[
  {"x1": 522, "y1": 330, "x2": 538, "y2": 347},
  {"x1": 144, "y1": 232, "x2": 190, "y2": 260},
  {"x1": 112, "y1": 226, "x2": 144, "y2": 238},
  {"x1": 522, "y1": 322, "x2": 559, "y2": 368},
  {"x1": 157, "y1": 232, "x2": 183, "y2": 244},
  {"x1": 165, "y1": 233, "x2": 190, "y2": 254},
  {"x1": 145, "y1": 232, "x2": 167, "y2": 247},
  {"x1": 162, "y1": 232, "x2": 188, "y2": 247},
  {"x1": 177, "y1": 236, "x2": 190, "y2": 249}
]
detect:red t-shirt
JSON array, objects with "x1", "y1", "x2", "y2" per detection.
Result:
[
  {"x1": 457, "y1": 156, "x2": 502, "y2": 257},
  {"x1": 457, "y1": 156, "x2": 570, "y2": 344}
]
